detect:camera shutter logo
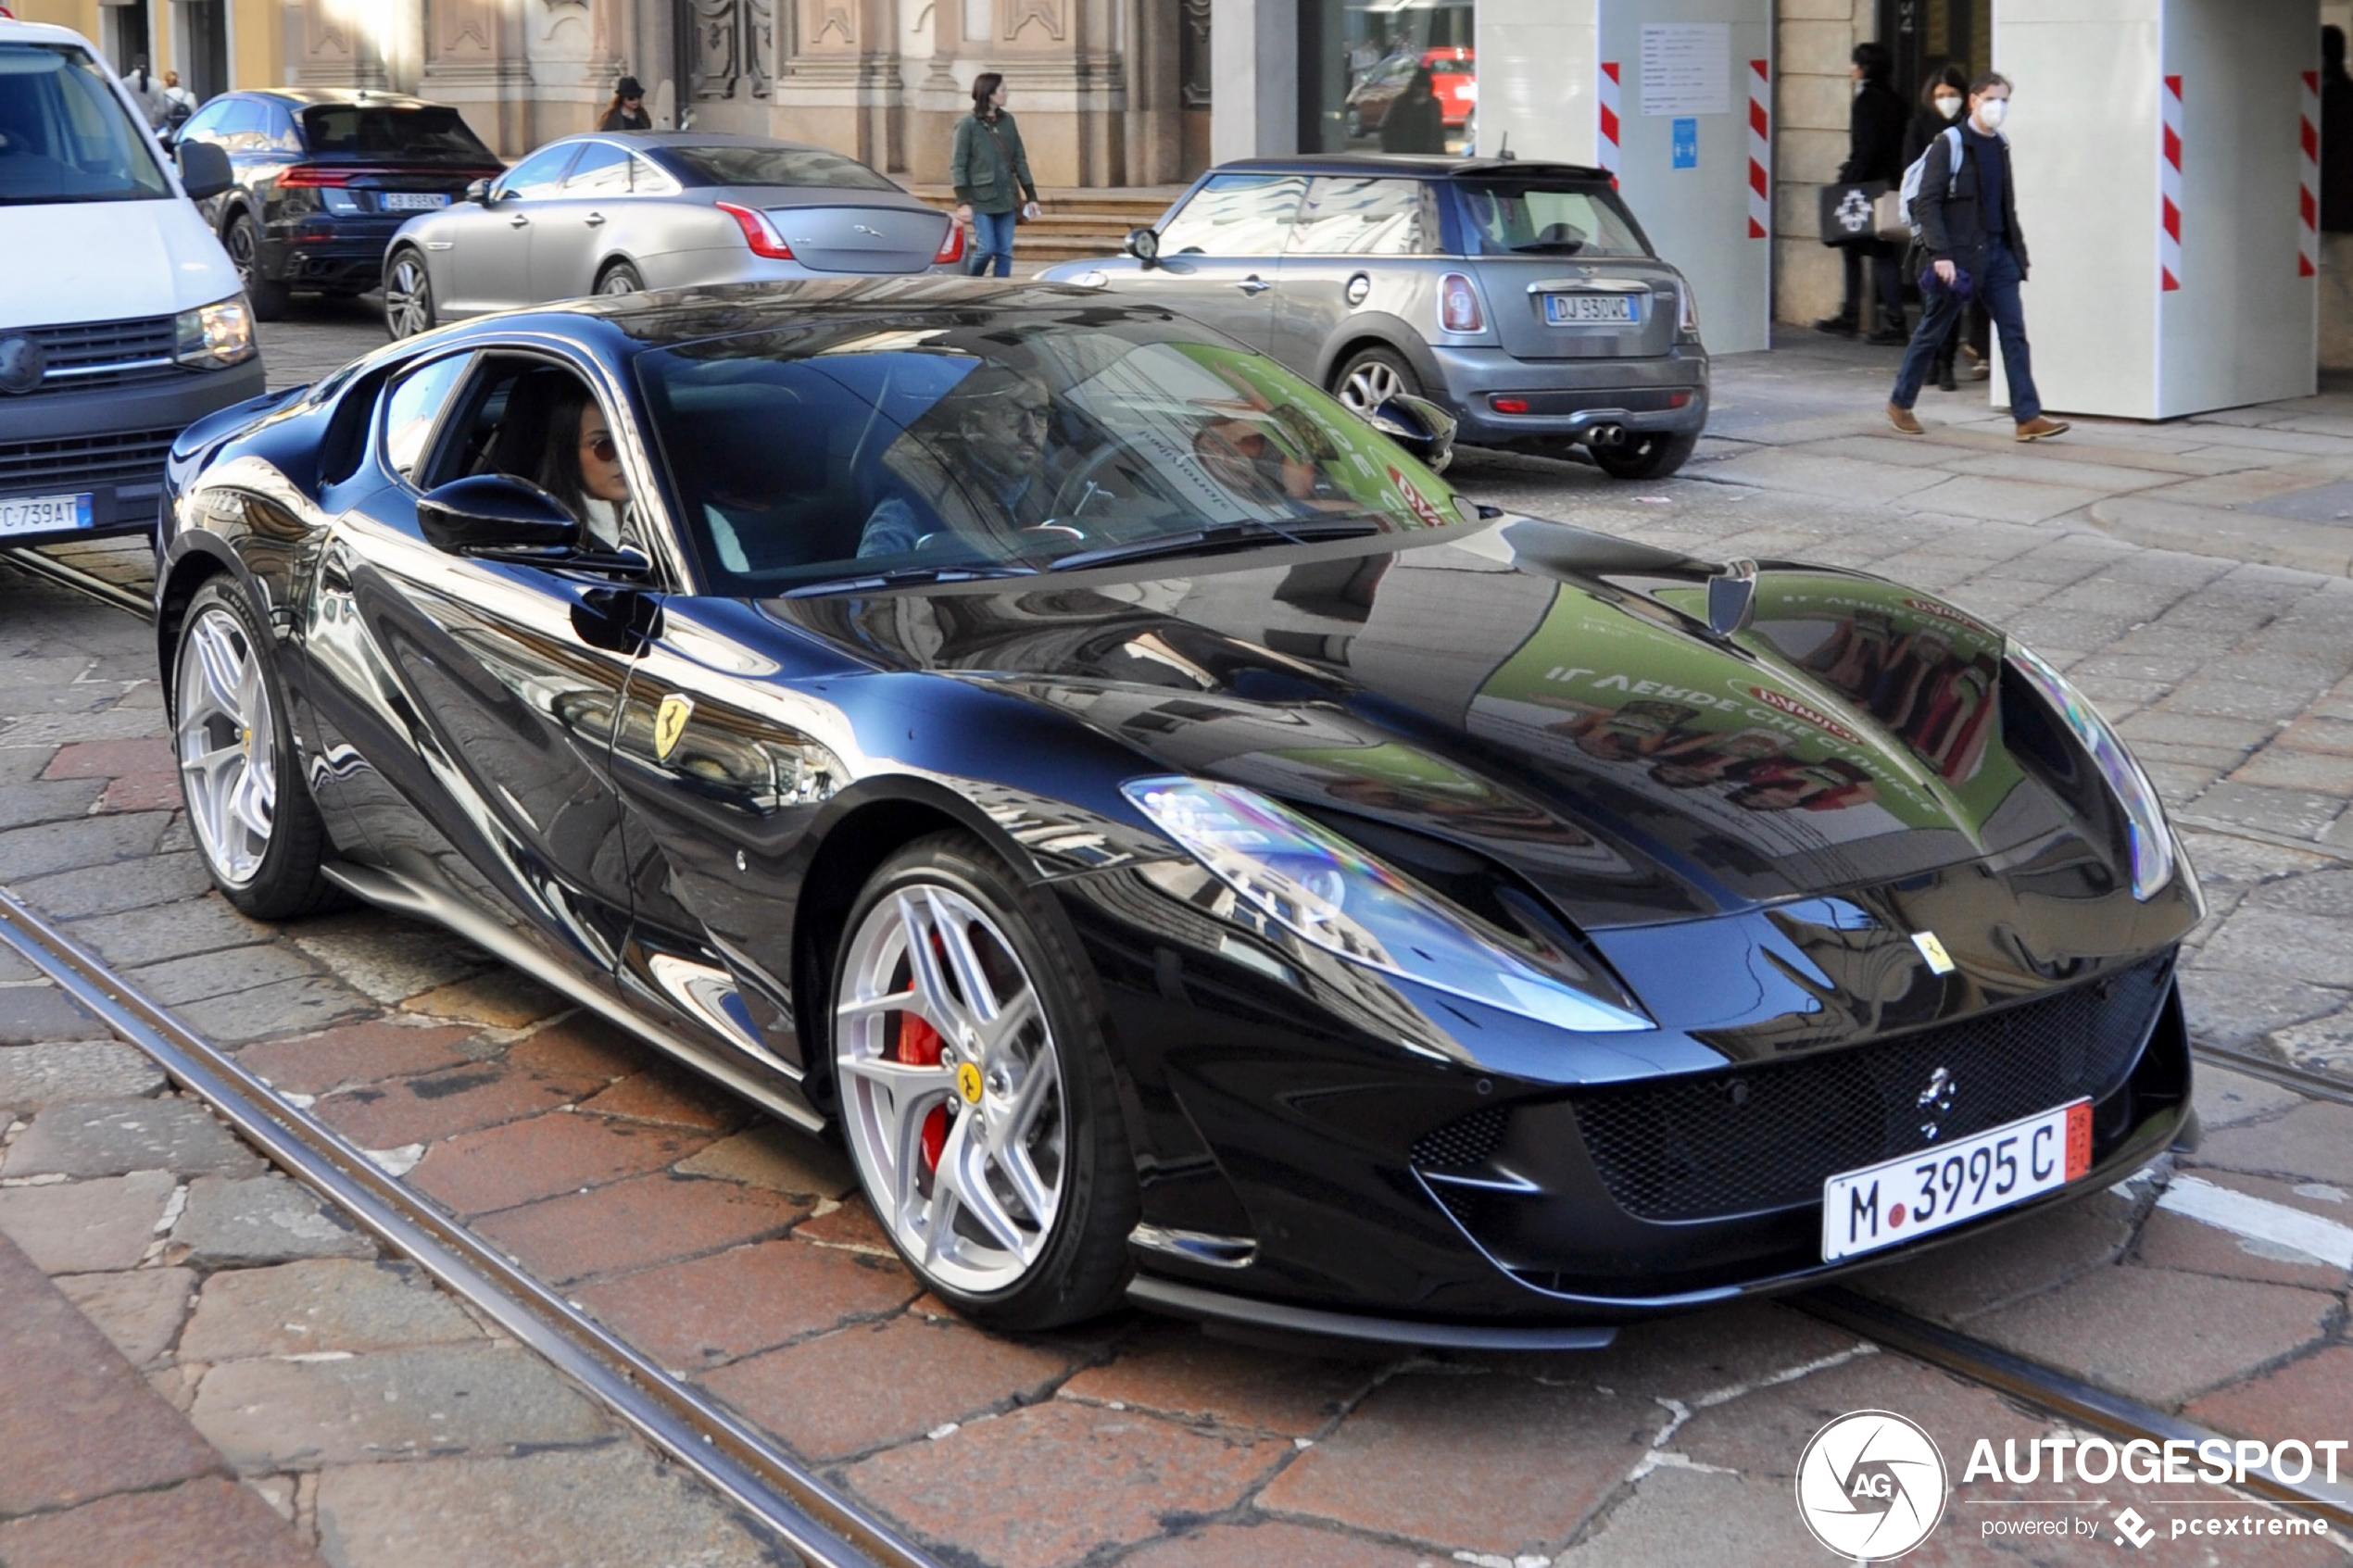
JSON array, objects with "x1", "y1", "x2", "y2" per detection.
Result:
[{"x1": 1794, "y1": 1410, "x2": 1948, "y2": 1560}]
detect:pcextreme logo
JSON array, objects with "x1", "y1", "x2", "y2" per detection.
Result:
[{"x1": 1794, "y1": 1410, "x2": 1948, "y2": 1561}]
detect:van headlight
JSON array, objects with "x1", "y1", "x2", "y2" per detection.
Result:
[
  {"x1": 1126, "y1": 776, "x2": 1653, "y2": 1034},
  {"x1": 2006, "y1": 644, "x2": 2175, "y2": 899},
  {"x1": 175, "y1": 294, "x2": 257, "y2": 370}
]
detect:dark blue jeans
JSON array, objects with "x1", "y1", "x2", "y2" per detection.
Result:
[
  {"x1": 968, "y1": 209, "x2": 1016, "y2": 278},
  {"x1": 1893, "y1": 237, "x2": 2041, "y2": 420}
]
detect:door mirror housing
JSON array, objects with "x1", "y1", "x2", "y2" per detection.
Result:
[
  {"x1": 418, "y1": 474, "x2": 581, "y2": 557},
  {"x1": 177, "y1": 140, "x2": 232, "y2": 203},
  {"x1": 1123, "y1": 226, "x2": 1160, "y2": 268},
  {"x1": 466, "y1": 177, "x2": 496, "y2": 205},
  {"x1": 1363, "y1": 393, "x2": 1457, "y2": 475}
]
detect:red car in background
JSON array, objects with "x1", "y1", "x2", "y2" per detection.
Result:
[{"x1": 1344, "y1": 46, "x2": 1477, "y2": 138}]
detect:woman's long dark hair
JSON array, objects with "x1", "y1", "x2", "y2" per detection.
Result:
[
  {"x1": 1918, "y1": 64, "x2": 1968, "y2": 111},
  {"x1": 971, "y1": 71, "x2": 1004, "y2": 120},
  {"x1": 533, "y1": 379, "x2": 594, "y2": 519}
]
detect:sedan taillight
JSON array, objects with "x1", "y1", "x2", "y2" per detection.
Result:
[
  {"x1": 716, "y1": 201, "x2": 796, "y2": 259},
  {"x1": 1440, "y1": 271, "x2": 1484, "y2": 333},
  {"x1": 933, "y1": 220, "x2": 965, "y2": 266}
]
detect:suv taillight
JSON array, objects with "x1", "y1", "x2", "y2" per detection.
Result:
[
  {"x1": 716, "y1": 201, "x2": 795, "y2": 259},
  {"x1": 1440, "y1": 272, "x2": 1484, "y2": 333},
  {"x1": 933, "y1": 220, "x2": 965, "y2": 266},
  {"x1": 277, "y1": 165, "x2": 353, "y2": 187}
]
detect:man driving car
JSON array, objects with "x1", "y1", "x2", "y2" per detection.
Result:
[{"x1": 856, "y1": 365, "x2": 1063, "y2": 558}]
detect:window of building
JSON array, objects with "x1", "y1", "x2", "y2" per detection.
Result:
[{"x1": 1300, "y1": 0, "x2": 1476, "y2": 156}]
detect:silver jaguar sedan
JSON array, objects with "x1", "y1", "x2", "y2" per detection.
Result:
[{"x1": 382, "y1": 132, "x2": 963, "y2": 337}]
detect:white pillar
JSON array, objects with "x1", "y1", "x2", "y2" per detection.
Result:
[
  {"x1": 1996, "y1": 0, "x2": 2318, "y2": 419},
  {"x1": 1210, "y1": 0, "x2": 1294, "y2": 163}
]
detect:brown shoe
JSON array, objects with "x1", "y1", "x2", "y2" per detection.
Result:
[
  {"x1": 2015, "y1": 416, "x2": 2071, "y2": 442},
  {"x1": 1887, "y1": 401, "x2": 1924, "y2": 435}
]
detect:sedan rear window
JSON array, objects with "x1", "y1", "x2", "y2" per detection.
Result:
[
  {"x1": 656, "y1": 144, "x2": 899, "y2": 191},
  {"x1": 1456, "y1": 182, "x2": 1650, "y2": 258},
  {"x1": 0, "y1": 43, "x2": 171, "y2": 206},
  {"x1": 299, "y1": 106, "x2": 494, "y2": 161}
]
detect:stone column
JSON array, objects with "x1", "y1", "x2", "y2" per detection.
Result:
[
  {"x1": 418, "y1": 0, "x2": 531, "y2": 155},
  {"x1": 289, "y1": 0, "x2": 393, "y2": 88},
  {"x1": 1209, "y1": 0, "x2": 1291, "y2": 164},
  {"x1": 771, "y1": 0, "x2": 902, "y2": 163},
  {"x1": 1773, "y1": 0, "x2": 1869, "y2": 326}
]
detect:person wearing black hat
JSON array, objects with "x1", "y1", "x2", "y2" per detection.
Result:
[{"x1": 600, "y1": 76, "x2": 652, "y2": 132}]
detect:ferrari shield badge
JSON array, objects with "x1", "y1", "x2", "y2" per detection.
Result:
[
  {"x1": 653, "y1": 694, "x2": 694, "y2": 763},
  {"x1": 1911, "y1": 931, "x2": 1957, "y2": 975}
]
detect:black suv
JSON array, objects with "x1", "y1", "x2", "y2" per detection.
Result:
[{"x1": 176, "y1": 89, "x2": 503, "y2": 319}]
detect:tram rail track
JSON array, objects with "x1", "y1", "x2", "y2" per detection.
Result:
[{"x1": 6, "y1": 537, "x2": 2351, "y2": 1544}]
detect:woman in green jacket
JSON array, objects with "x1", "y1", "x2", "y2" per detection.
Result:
[{"x1": 951, "y1": 73, "x2": 1040, "y2": 277}]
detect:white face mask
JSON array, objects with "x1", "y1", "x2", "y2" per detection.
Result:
[
  {"x1": 1975, "y1": 97, "x2": 2007, "y2": 131},
  {"x1": 1934, "y1": 94, "x2": 1964, "y2": 119}
]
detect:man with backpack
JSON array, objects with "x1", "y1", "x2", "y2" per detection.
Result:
[{"x1": 1887, "y1": 72, "x2": 2070, "y2": 442}]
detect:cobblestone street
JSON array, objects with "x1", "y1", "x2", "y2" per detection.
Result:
[{"x1": 2, "y1": 309, "x2": 2349, "y2": 1565}]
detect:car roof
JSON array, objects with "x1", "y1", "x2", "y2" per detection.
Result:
[
  {"x1": 237, "y1": 87, "x2": 449, "y2": 110},
  {"x1": 0, "y1": 18, "x2": 102, "y2": 47},
  {"x1": 582, "y1": 131, "x2": 877, "y2": 155},
  {"x1": 1211, "y1": 155, "x2": 1613, "y2": 182}
]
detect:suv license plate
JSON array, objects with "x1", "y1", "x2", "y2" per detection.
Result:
[
  {"x1": 384, "y1": 193, "x2": 450, "y2": 211},
  {"x1": 1821, "y1": 1098, "x2": 2093, "y2": 1262},
  {"x1": 1543, "y1": 293, "x2": 1638, "y2": 325},
  {"x1": 0, "y1": 493, "x2": 94, "y2": 538}
]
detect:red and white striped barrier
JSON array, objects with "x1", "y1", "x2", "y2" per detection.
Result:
[
  {"x1": 1745, "y1": 57, "x2": 1770, "y2": 240},
  {"x1": 2158, "y1": 73, "x2": 2183, "y2": 292},
  {"x1": 2300, "y1": 69, "x2": 2321, "y2": 279},
  {"x1": 1598, "y1": 60, "x2": 1620, "y2": 185}
]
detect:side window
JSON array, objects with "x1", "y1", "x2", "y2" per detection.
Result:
[
  {"x1": 564, "y1": 141, "x2": 632, "y2": 195},
  {"x1": 1289, "y1": 177, "x2": 1442, "y2": 257},
  {"x1": 178, "y1": 98, "x2": 233, "y2": 144},
  {"x1": 1155, "y1": 173, "x2": 1308, "y2": 257},
  {"x1": 497, "y1": 144, "x2": 579, "y2": 203},
  {"x1": 382, "y1": 355, "x2": 472, "y2": 482},
  {"x1": 426, "y1": 357, "x2": 637, "y2": 549},
  {"x1": 630, "y1": 156, "x2": 680, "y2": 195},
  {"x1": 263, "y1": 101, "x2": 303, "y2": 153},
  {"x1": 212, "y1": 99, "x2": 266, "y2": 151}
]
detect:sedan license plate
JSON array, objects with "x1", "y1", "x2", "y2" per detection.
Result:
[
  {"x1": 1543, "y1": 292, "x2": 1639, "y2": 325},
  {"x1": 1822, "y1": 1099, "x2": 2093, "y2": 1262},
  {"x1": 383, "y1": 193, "x2": 450, "y2": 211},
  {"x1": 0, "y1": 492, "x2": 94, "y2": 539}
]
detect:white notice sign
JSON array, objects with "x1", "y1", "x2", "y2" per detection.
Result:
[{"x1": 1640, "y1": 23, "x2": 1730, "y2": 117}]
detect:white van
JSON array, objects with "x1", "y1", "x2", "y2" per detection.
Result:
[{"x1": 0, "y1": 18, "x2": 263, "y2": 546}]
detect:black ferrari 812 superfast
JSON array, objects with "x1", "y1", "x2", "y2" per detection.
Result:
[{"x1": 157, "y1": 280, "x2": 2199, "y2": 1348}]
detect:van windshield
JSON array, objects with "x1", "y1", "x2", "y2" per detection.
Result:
[{"x1": 0, "y1": 43, "x2": 173, "y2": 206}]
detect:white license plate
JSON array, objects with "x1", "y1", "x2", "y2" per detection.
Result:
[
  {"x1": 383, "y1": 193, "x2": 450, "y2": 211},
  {"x1": 1822, "y1": 1098, "x2": 2093, "y2": 1262},
  {"x1": 0, "y1": 492, "x2": 94, "y2": 538},
  {"x1": 1544, "y1": 293, "x2": 1639, "y2": 325}
]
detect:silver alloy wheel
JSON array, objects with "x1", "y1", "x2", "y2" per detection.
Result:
[
  {"x1": 1339, "y1": 357, "x2": 1406, "y2": 412},
  {"x1": 384, "y1": 256, "x2": 432, "y2": 337},
  {"x1": 836, "y1": 883, "x2": 1066, "y2": 1297},
  {"x1": 598, "y1": 269, "x2": 639, "y2": 295},
  {"x1": 174, "y1": 604, "x2": 277, "y2": 888}
]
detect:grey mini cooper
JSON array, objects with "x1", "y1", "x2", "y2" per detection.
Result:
[{"x1": 1040, "y1": 156, "x2": 1708, "y2": 481}]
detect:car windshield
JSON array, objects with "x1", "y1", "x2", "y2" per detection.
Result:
[
  {"x1": 299, "y1": 105, "x2": 495, "y2": 161},
  {"x1": 657, "y1": 144, "x2": 899, "y2": 191},
  {"x1": 1456, "y1": 181, "x2": 1649, "y2": 257},
  {"x1": 0, "y1": 43, "x2": 172, "y2": 206},
  {"x1": 634, "y1": 315, "x2": 1469, "y2": 595}
]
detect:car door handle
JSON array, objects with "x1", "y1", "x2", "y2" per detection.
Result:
[
  {"x1": 1237, "y1": 276, "x2": 1270, "y2": 295},
  {"x1": 509, "y1": 214, "x2": 530, "y2": 228},
  {"x1": 584, "y1": 212, "x2": 605, "y2": 227}
]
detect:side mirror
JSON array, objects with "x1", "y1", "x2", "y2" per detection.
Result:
[
  {"x1": 177, "y1": 140, "x2": 232, "y2": 203},
  {"x1": 1123, "y1": 226, "x2": 1160, "y2": 268},
  {"x1": 465, "y1": 177, "x2": 495, "y2": 206},
  {"x1": 417, "y1": 474, "x2": 581, "y2": 557},
  {"x1": 1364, "y1": 393, "x2": 1457, "y2": 475}
]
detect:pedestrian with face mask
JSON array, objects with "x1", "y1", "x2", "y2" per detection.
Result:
[
  {"x1": 1904, "y1": 66, "x2": 1983, "y2": 392},
  {"x1": 1888, "y1": 73, "x2": 2069, "y2": 442}
]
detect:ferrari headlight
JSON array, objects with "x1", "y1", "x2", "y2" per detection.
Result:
[
  {"x1": 2007, "y1": 644, "x2": 2175, "y2": 899},
  {"x1": 1125, "y1": 776, "x2": 1652, "y2": 1035},
  {"x1": 174, "y1": 294, "x2": 257, "y2": 370}
]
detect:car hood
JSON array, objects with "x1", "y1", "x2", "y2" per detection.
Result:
[
  {"x1": 761, "y1": 518, "x2": 2085, "y2": 930},
  {"x1": 0, "y1": 195, "x2": 236, "y2": 330}
]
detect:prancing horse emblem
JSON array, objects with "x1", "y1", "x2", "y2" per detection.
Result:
[
  {"x1": 1911, "y1": 931, "x2": 1956, "y2": 975},
  {"x1": 653, "y1": 694, "x2": 694, "y2": 762}
]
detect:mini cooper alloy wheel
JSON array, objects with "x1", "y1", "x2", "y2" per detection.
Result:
[
  {"x1": 835, "y1": 881, "x2": 1068, "y2": 1298},
  {"x1": 174, "y1": 601, "x2": 277, "y2": 887}
]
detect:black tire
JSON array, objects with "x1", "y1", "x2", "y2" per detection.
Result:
[
  {"x1": 596, "y1": 260, "x2": 646, "y2": 295},
  {"x1": 225, "y1": 211, "x2": 290, "y2": 320},
  {"x1": 1591, "y1": 428, "x2": 1700, "y2": 481},
  {"x1": 383, "y1": 249, "x2": 437, "y2": 340},
  {"x1": 830, "y1": 831, "x2": 1138, "y2": 1331},
  {"x1": 170, "y1": 581, "x2": 337, "y2": 920},
  {"x1": 1329, "y1": 345, "x2": 1423, "y2": 415}
]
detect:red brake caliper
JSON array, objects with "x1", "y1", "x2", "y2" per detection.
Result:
[{"x1": 894, "y1": 1000, "x2": 949, "y2": 1173}]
